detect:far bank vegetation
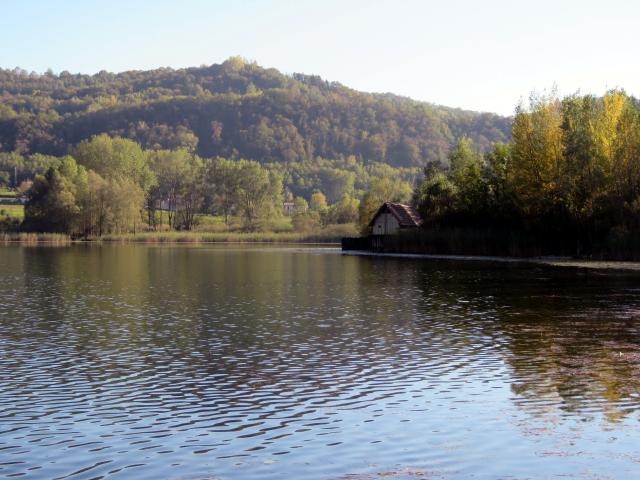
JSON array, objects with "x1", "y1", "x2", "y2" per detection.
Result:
[
  {"x1": 1, "y1": 134, "x2": 414, "y2": 239},
  {"x1": 404, "y1": 90, "x2": 640, "y2": 259},
  {"x1": 3, "y1": 88, "x2": 640, "y2": 258}
]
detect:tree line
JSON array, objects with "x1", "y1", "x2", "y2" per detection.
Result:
[
  {"x1": 412, "y1": 90, "x2": 640, "y2": 256},
  {"x1": 4, "y1": 86, "x2": 640, "y2": 255},
  {"x1": 1, "y1": 134, "x2": 417, "y2": 236}
]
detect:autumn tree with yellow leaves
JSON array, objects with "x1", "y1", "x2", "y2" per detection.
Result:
[{"x1": 412, "y1": 89, "x2": 640, "y2": 257}]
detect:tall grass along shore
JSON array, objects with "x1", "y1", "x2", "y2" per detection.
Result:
[
  {"x1": 98, "y1": 230, "x2": 344, "y2": 244},
  {"x1": 1, "y1": 233, "x2": 71, "y2": 245}
]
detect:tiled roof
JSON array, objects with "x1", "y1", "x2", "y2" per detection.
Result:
[{"x1": 369, "y1": 202, "x2": 423, "y2": 228}]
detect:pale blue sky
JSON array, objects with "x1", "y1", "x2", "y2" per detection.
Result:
[{"x1": 1, "y1": 0, "x2": 638, "y2": 114}]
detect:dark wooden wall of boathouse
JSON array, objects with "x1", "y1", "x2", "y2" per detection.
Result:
[{"x1": 341, "y1": 235, "x2": 386, "y2": 252}]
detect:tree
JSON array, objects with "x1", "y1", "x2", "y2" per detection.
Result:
[
  {"x1": 175, "y1": 155, "x2": 205, "y2": 230},
  {"x1": 148, "y1": 149, "x2": 192, "y2": 228},
  {"x1": 358, "y1": 177, "x2": 412, "y2": 233},
  {"x1": 0, "y1": 104, "x2": 17, "y2": 120},
  {"x1": 317, "y1": 168, "x2": 355, "y2": 203},
  {"x1": 559, "y1": 94, "x2": 602, "y2": 233},
  {"x1": 326, "y1": 195, "x2": 359, "y2": 224},
  {"x1": 483, "y1": 143, "x2": 513, "y2": 216},
  {"x1": 24, "y1": 154, "x2": 146, "y2": 237},
  {"x1": 509, "y1": 92, "x2": 564, "y2": 217},
  {"x1": 79, "y1": 170, "x2": 108, "y2": 236},
  {"x1": 207, "y1": 157, "x2": 241, "y2": 224},
  {"x1": 101, "y1": 177, "x2": 145, "y2": 234},
  {"x1": 310, "y1": 191, "x2": 328, "y2": 211},
  {"x1": 413, "y1": 171, "x2": 457, "y2": 222},
  {"x1": 292, "y1": 196, "x2": 319, "y2": 232},
  {"x1": 448, "y1": 137, "x2": 487, "y2": 215},
  {"x1": 235, "y1": 160, "x2": 283, "y2": 230},
  {"x1": 23, "y1": 156, "x2": 87, "y2": 233},
  {"x1": 74, "y1": 134, "x2": 156, "y2": 192},
  {"x1": 591, "y1": 91, "x2": 627, "y2": 175},
  {"x1": 613, "y1": 95, "x2": 640, "y2": 203}
]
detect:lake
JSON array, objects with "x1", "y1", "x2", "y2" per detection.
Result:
[{"x1": 1, "y1": 245, "x2": 640, "y2": 479}]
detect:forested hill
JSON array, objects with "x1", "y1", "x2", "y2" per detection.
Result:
[{"x1": 0, "y1": 57, "x2": 511, "y2": 166}]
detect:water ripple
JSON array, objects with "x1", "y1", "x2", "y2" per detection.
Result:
[{"x1": 1, "y1": 246, "x2": 640, "y2": 479}]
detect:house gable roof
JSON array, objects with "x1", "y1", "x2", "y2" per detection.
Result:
[{"x1": 368, "y1": 202, "x2": 423, "y2": 228}]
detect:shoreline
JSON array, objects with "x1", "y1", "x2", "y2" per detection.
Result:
[
  {"x1": 1, "y1": 233, "x2": 342, "y2": 246},
  {"x1": 3, "y1": 237, "x2": 640, "y2": 271},
  {"x1": 341, "y1": 250, "x2": 640, "y2": 272},
  {"x1": 95, "y1": 240, "x2": 340, "y2": 246}
]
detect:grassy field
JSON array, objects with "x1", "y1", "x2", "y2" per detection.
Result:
[{"x1": 0, "y1": 204, "x2": 24, "y2": 220}]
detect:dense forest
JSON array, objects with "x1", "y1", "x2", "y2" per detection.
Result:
[
  {"x1": 406, "y1": 90, "x2": 640, "y2": 258},
  {"x1": 0, "y1": 57, "x2": 510, "y2": 166}
]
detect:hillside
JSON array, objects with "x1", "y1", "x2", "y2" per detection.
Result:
[{"x1": 0, "y1": 57, "x2": 510, "y2": 166}]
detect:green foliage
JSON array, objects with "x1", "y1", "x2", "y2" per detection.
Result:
[
  {"x1": 0, "y1": 204, "x2": 24, "y2": 231},
  {"x1": 0, "y1": 60, "x2": 510, "y2": 165},
  {"x1": 266, "y1": 156, "x2": 420, "y2": 202},
  {"x1": 74, "y1": 134, "x2": 156, "y2": 191},
  {"x1": 483, "y1": 143, "x2": 512, "y2": 213},
  {"x1": 0, "y1": 171, "x2": 10, "y2": 187},
  {"x1": 447, "y1": 137, "x2": 487, "y2": 214},
  {"x1": 310, "y1": 191, "x2": 328, "y2": 212},
  {"x1": 23, "y1": 155, "x2": 146, "y2": 236},
  {"x1": 206, "y1": 157, "x2": 242, "y2": 224},
  {"x1": 108, "y1": 177, "x2": 145, "y2": 234},
  {"x1": 293, "y1": 196, "x2": 308, "y2": 213},
  {"x1": 510, "y1": 92, "x2": 565, "y2": 216},
  {"x1": 0, "y1": 204, "x2": 24, "y2": 218},
  {"x1": 147, "y1": 148, "x2": 202, "y2": 229},
  {"x1": 235, "y1": 160, "x2": 283, "y2": 230},
  {"x1": 23, "y1": 156, "x2": 87, "y2": 233},
  {"x1": 12, "y1": 138, "x2": 381, "y2": 236},
  {"x1": 0, "y1": 151, "x2": 60, "y2": 186},
  {"x1": 291, "y1": 191, "x2": 358, "y2": 231},
  {"x1": 358, "y1": 176, "x2": 413, "y2": 234},
  {"x1": 412, "y1": 90, "x2": 640, "y2": 257},
  {"x1": 292, "y1": 196, "x2": 320, "y2": 232},
  {"x1": 325, "y1": 195, "x2": 359, "y2": 225},
  {"x1": 4, "y1": 71, "x2": 638, "y2": 259},
  {"x1": 413, "y1": 169, "x2": 457, "y2": 222},
  {"x1": 0, "y1": 104, "x2": 17, "y2": 120}
]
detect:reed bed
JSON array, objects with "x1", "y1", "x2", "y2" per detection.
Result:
[
  {"x1": 1, "y1": 232, "x2": 72, "y2": 245},
  {"x1": 98, "y1": 230, "x2": 345, "y2": 244}
]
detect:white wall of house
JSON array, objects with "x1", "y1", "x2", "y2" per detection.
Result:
[{"x1": 371, "y1": 212, "x2": 400, "y2": 235}]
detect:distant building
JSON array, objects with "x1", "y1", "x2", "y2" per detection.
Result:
[
  {"x1": 369, "y1": 202, "x2": 423, "y2": 235},
  {"x1": 283, "y1": 201, "x2": 295, "y2": 215}
]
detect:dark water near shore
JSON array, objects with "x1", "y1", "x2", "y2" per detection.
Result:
[{"x1": 1, "y1": 245, "x2": 640, "y2": 479}]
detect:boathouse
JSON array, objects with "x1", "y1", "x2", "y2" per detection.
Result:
[{"x1": 368, "y1": 202, "x2": 423, "y2": 235}]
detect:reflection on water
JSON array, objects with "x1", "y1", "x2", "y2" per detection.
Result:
[{"x1": 1, "y1": 245, "x2": 640, "y2": 479}]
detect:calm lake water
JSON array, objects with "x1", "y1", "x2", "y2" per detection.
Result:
[{"x1": 1, "y1": 245, "x2": 640, "y2": 479}]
